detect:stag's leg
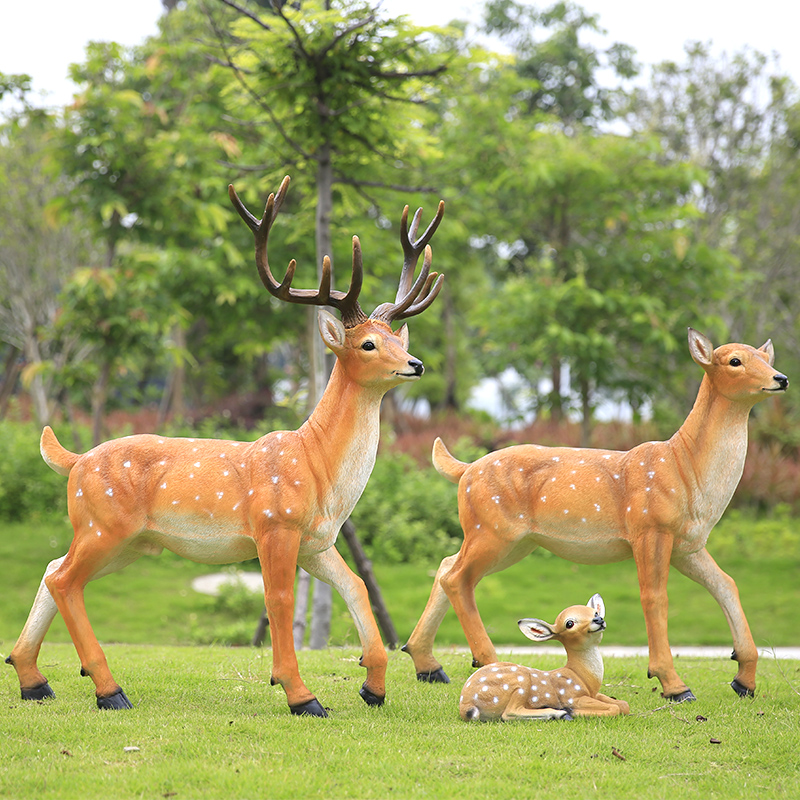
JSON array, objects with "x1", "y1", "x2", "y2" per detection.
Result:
[
  {"x1": 402, "y1": 553, "x2": 459, "y2": 683},
  {"x1": 570, "y1": 695, "x2": 630, "y2": 716},
  {"x1": 632, "y1": 532, "x2": 694, "y2": 701},
  {"x1": 255, "y1": 530, "x2": 325, "y2": 717},
  {"x1": 672, "y1": 547, "x2": 757, "y2": 697},
  {"x1": 43, "y1": 536, "x2": 143, "y2": 709},
  {"x1": 300, "y1": 546, "x2": 387, "y2": 706},
  {"x1": 6, "y1": 556, "x2": 66, "y2": 700}
]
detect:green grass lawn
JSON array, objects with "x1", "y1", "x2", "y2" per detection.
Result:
[{"x1": 2, "y1": 644, "x2": 799, "y2": 800}]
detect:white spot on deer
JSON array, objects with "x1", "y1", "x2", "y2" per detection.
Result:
[
  {"x1": 659, "y1": 457, "x2": 665, "y2": 462},
  {"x1": 194, "y1": 462, "x2": 201, "y2": 468},
  {"x1": 105, "y1": 488, "x2": 113, "y2": 497},
  {"x1": 566, "y1": 678, "x2": 572, "y2": 684},
  {"x1": 158, "y1": 439, "x2": 164, "y2": 444},
  {"x1": 613, "y1": 474, "x2": 620, "y2": 479},
  {"x1": 277, "y1": 433, "x2": 283, "y2": 441},
  {"x1": 279, "y1": 451, "x2": 284, "y2": 456},
  {"x1": 579, "y1": 459, "x2": 585, "y2": 465},
  {"x1": 216, "y1": 492, "x2": 224, "y2": 499},
  {"x1": 532, "y1": 695, "x2": 539, "y2": 703},
  {"x1": 262, "y1": 447, "x2": 267, "y2": 453},
  {"x1": 286, "y1": 508, "x2": 292, "y2": 515},
  {"x1": 569, "y1": 697, "x2": 574, "y2": 704},
  {"x1": 88, "y1": 520, "x2": 93, "y2": 527},
  {"x1": 219, "y1": 453, "x2": 227, "y2": 459},
  {"x1": 223, "y1": 470, "x2": 230, "y2": 477},
  {"x1": 540, "y1": 496, "x2": 547, "y2": 502},
  {"x1": 575, "y1": 685, "x2": 581, "y2": 691},
  {"x1": 172, "y1": 500, "x2": 179, "y2": 505},
  {"x1": 640, "y1": 461, "x2": 645, "y2": 466},
  {"x1": 518, "y1": 688, "x2": 525, "y2": 695},
  {"x1": 552, "y1": 456, "x2": 560, "y2": 462},
  {"x1": 195, "y1": 495, "x2": 200, "y2": 501},
  {"x1": 594, "y1": 504, "x2": 601, "y2": 512},
  {"x1": 95, "y1": 466, "x2": 100, "y2": 472},
  {"x1": 551, "y1": 477, "x2": 556, "y2": 482},
  {"x1": 481, "y1": 686, "x2": 489, "y2": 693},
  {"x1": 160, "y1": 460, "x2": 166, "y2": 466},
  {"x1": 479, "y1": 676, "x2": 487, "y2": 682},
  {"x1": 123, "y1": 461, "x2": 131, "y2": 469},
  {"x1": 232, "y1": 443, "x2": 240, "y2": 448},
  {"x1": 189, "y1": 474, "x2": 194, "y2": 479},
  {"x1": 627, "y1": 506, "x2": 631, "y2": 512},
  {"x1": 647, "y1": 471, "x2": 655, "y2": 479},
  {"x1": 263, "y1": 509, "x2": 273, "y2": 518},
  {"x1": 492, "y1": 696, "x2": 499, "y2": 704},
  {"x1": 602, "y1": 454, "x2": 611, "y2": 459},
  {"x1": 503, "y1": 684, "x2": 509, "y2": 691},
  {"x1": 161, "y1": 482, "x2": 167, "y2": 490},
  {"x1": 563, "y1": 509, "x2": 569, "y2": 515},
  {"x1": 192, "y1": 448, "x2": 198, "y2": 453},
  {"x1": 493, "y1": 460, "x2": 501, "y2": 466},
  {"x1": 292, "y1": 459, "x2": 297, "y2": 465},
  {"x1": 272, "y1": 476, "x2": 278, "y2": 484},
  {"x1": 492, "y1": 495, "x2": 500, "y2": 504},
  {"x1": 559, "y1": 688, "x2": 565, "y2": 695},
  {"x1": 581, "y1": 517, "x2": 587, "y2": 522},
  {"x1": 97, "y1": 531, "x2": 102, "y2": 537},
  {"x1": 476, "y1": 524, "x2": 481, "y2": 530},
  {"x1": 76, "y1": 488, "x2": 83, "y2": 497},
  {"x1": 294, "y1": 480, "x2": 300, "y2": 486},
  {"x1": 570, "y1": 484, "x2": 576, "y2": 490},
  {"x1": 595, "y1": 476, "x2": 601, "y2": 482},
  {"x1": 248, "y1": 489, "x2": 254, "y2": 496},
  {"x1": 645, "y1": 487, "x2": 651, "y2": 492}
]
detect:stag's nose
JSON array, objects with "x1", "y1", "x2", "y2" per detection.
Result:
[
  {"x1": 409, "y1": 359, "x2": 424, "y2": 377},
  {"x1": 593, "y1": 613, "x2": 606, "y2": 630},
  {"x1": 774, "y1": 374, "x2": 789, "y2": 390}
]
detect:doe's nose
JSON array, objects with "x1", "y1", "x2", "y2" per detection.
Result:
[
  {"x1": 775, "y1": 374, "x2": 789, "y2": 390},
  {"x1": 409, "y1": 359, "x2": 424, "y2": 377}
]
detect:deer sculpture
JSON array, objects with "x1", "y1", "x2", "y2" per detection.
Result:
[
  {"x1": 404, "y1": 329, "x2": 788, "y2": 702},
  {"x1": 460, "y1": 594, "x2": 629, "y2": 721},
  {"x1": 5, "y1": 176, "x2": 445, "y2": 717}
]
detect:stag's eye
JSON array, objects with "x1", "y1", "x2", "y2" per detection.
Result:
[
  {"x1": 565, "y1": 620, "x2": 575, "y2": 629},
  {"x1": 729, "y1": 357, "x2": 742, "y2": 367},
  {"x1": 361, "y1": 340, "x2": 376, "y2": 351}
]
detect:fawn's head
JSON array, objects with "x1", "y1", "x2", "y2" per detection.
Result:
[
  {"x1": 688, "y1": 328, "x2": 788, "y2": 404},
  {"x1": 518, "y1": 593, "x2": 606, "y2": 652}
]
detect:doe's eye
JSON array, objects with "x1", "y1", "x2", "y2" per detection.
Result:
[
  {"x1": 729, "y1": 357, "x2": 742, "y2": 367},
  {"x1": 565, "y1": 620, "x2": 575, "y2": 629},
  {"x1": 361, "y1": 341, "x2": 376, "y2": 351}
]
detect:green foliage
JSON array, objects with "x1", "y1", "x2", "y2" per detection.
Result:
[
  {"x1": 349, "y1": 448, "x2": 462, "y2": 564},
  {"x1": 0, "y1": 420, "x2": 65, "y2": 521}
]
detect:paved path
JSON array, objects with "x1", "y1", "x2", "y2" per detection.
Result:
[{"x1": 192, "y1": 571, "x2": 800, "y2": 660}]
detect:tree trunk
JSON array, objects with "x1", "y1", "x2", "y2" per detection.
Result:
[
  {"x1": 91, "y1": 358, "x2": 112, "y2": 447},
  {"x1": 550, "y1": 355, "x2": 563, "y2": 422},
  {"x1": 441, "y1": 286, "x2": 459, "y2": 410},
  {"x1": 0, "y1": 344, "x2": 22, "y2": 419},
  {"x1": 579, "y1": 374, "x2": 592, "y2": 447}
]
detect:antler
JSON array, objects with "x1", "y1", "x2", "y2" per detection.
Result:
[
  {"x1": 228, "y1": 176, "x2": 368, "y2": 328},
  {"x1": 370, "y1": 200, "x2": 446, "y2": 324}
]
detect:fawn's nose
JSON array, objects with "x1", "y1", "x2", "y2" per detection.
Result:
[
  {"x1": 409, "y1": 359, "x2": 424, "y2": 376},
  {"x1": 774, "y1": 374, "x2": 789, "y2": 390}
]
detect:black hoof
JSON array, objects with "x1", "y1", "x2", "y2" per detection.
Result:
[
  {"x1": 731, "y1": 678, "x2": 755, "y2": 698},
  {"x1": 359, "y1": 685, "x2": 385, "y2": 707},
  {"x1": 666, "y1": 688, "x2": 697, "y2": 703},
  {"x1": 21, "y1": 681, "x2": 56, "y2": 701},
  {"x1": 416, "y1": 668, "x2": 450, "y2": 684},
  {"x1": 560, "y1": 710, "x2": 575, "y2": 721},
  {"x1": 289, "y1": 698, "x2": 328, "y2": 717},
  {"x1": 97, "y1": 688, "x2": 133, "y2": 710}
]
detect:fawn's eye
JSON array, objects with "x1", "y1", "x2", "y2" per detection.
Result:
[
  {"x1": 565, "y1": 620, "x2": 575, "y2": 629},
  {"x1": 729, "y1": 357, "x2": 742, "y2": 367},
  {"x1": 361, "y1": 341, "x2": 376, "y2": 351}
]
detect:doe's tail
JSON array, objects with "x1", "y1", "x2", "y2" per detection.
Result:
[
  {"x1": 40, "y1": 426, "x2": 80, "y2": 476},
  {"x1": 431, "y1": 437, "x2": 469, "y2": 484}
]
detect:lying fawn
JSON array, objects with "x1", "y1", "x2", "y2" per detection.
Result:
[
  {"x1": 460, "y1": 594, "x2": 629, "y2": 721},
  {"x1": 6, "y1": 176, "x2": 444, "y2": 717},
  {"x1": 406, "y1": 329, "x2": 788, "y2": 702}
]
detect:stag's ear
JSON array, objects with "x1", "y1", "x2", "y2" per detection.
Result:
[
  {"x1": 688, "y1": 328, "x2": 714, "y2": 367},
  {"x1": 518, "y1": 618, "x2": 556, "y2": 642},
  {"x1": 395, "y1": 323, "x2": 409, "y2": 350},
  {"x1": 587, "y1": 593, "x2": 605, "y2": 618},
  {"x1": 758, "y1": 339, "x2": 775, "y2": 366},
  {"x1": 318, "y1": 309, "x2": 346, "y2": 355}
]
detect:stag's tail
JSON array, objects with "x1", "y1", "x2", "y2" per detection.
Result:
[
  {"x1": 431, "y1": 437, "x2": 469, "y2": 484},
  {"x1": 40, "y1": 426, "x2": 80, "y2": 476}
]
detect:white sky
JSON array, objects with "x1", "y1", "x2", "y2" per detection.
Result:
[{"x1": 1, "y1": 0, "x2": 799, "y2": 109}]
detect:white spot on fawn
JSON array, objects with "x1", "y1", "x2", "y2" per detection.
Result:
[
  {"x1": 272, "y1": 476, "x2": 278, "y2": 484},
  {"x1": 161, "y1": 482, "x2": 167, "y2": 490},
  {"x1": 105, "y1": 488, "x2": 113, "y2": 497},
  {"x1": 123, "y1": 461, "x2": 131, "y2": 469},
  {"x1": 76, "y1": 488, "x2": 83, "y2": 497}
]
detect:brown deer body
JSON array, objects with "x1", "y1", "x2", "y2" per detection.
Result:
[
  {"x1": 6, "y1": 176, "x2": 444, "y2": 716},
  {"x1": 404, "y1": 330, "x2": 787, "y2": 701},
  {"x1": 460, "y1": 594, "x2": 629, "y2": 721}
]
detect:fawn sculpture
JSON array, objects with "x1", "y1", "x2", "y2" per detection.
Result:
[
  {"x1": 6, "y1": 176, "x2": 444, "y2": 717},
  {"x1": 405, "y1": 329, "x2": 787, "y2": 702},
  {"x1": 460, "y1": 594, "x2": 629, "y2": 721}
]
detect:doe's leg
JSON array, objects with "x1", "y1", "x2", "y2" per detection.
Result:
[{"x1": 672, "y1": 547, "x2": 757, "y2": 697}]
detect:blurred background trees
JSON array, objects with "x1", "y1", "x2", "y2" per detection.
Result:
[{"x1": 1, "y1": 0, "x2": 799, "y2": 491}]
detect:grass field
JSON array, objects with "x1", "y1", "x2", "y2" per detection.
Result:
[
  {"x1": 2, "y1": 644, "x2": 799, "y2": 799},
  {"x1": 2, "y1": 520, "x2": 800, "y2": 798}
]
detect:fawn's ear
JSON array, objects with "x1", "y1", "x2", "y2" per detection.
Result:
[
  {"x1": 587, "y1": 593, "x2": 605, "y2": 618},
  {"x1": 318, "y1": 309, "x2": 347, "y2": 355},
  {"x1": 758, "y1": 339, "x2": 775, "y2": 366},
  {"x1": 518, "y1": 618, "x2": 556, "y2": 642},
  {"x1": 688, "y1": 328, "x2": 714, "y2": 368}
]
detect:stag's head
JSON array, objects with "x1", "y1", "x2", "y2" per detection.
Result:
[{"x1": 229, "y1": 176, "x2": 445, "y2": 390}]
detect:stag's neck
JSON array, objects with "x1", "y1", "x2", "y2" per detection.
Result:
[
  {"x1": 671, "y1": 376, "x2": 753, "y2": 509},
  {"x1": 564, "y1": 646, "x2": 604, "y2": 697},
  {"x1": 299, "y1": 361, "x2": 384, "y2": 485}
]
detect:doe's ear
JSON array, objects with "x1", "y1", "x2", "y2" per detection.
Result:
[
  {"x1": 688, "y1": 327, "x2": 714, "y2": 367},
  {"x1": 318, "y1": 309, "x2": 346, "y2": 354},
  {"x1": 758, "y1": 339, "x2": 775, "y2": 366},
  {"x1": 518, "y1": 618, "x2": 556, "y2": 642}
]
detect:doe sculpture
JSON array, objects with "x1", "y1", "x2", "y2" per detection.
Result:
[
  {"x1": 460, "y1": 594, "x2": 629, "y2": 721},
  {"x1": 404, "y1": 329, "x2": 787, "y2": 702},
  {"x1": 6, "y1": 175, "x2": 445, "y2": 717}
]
